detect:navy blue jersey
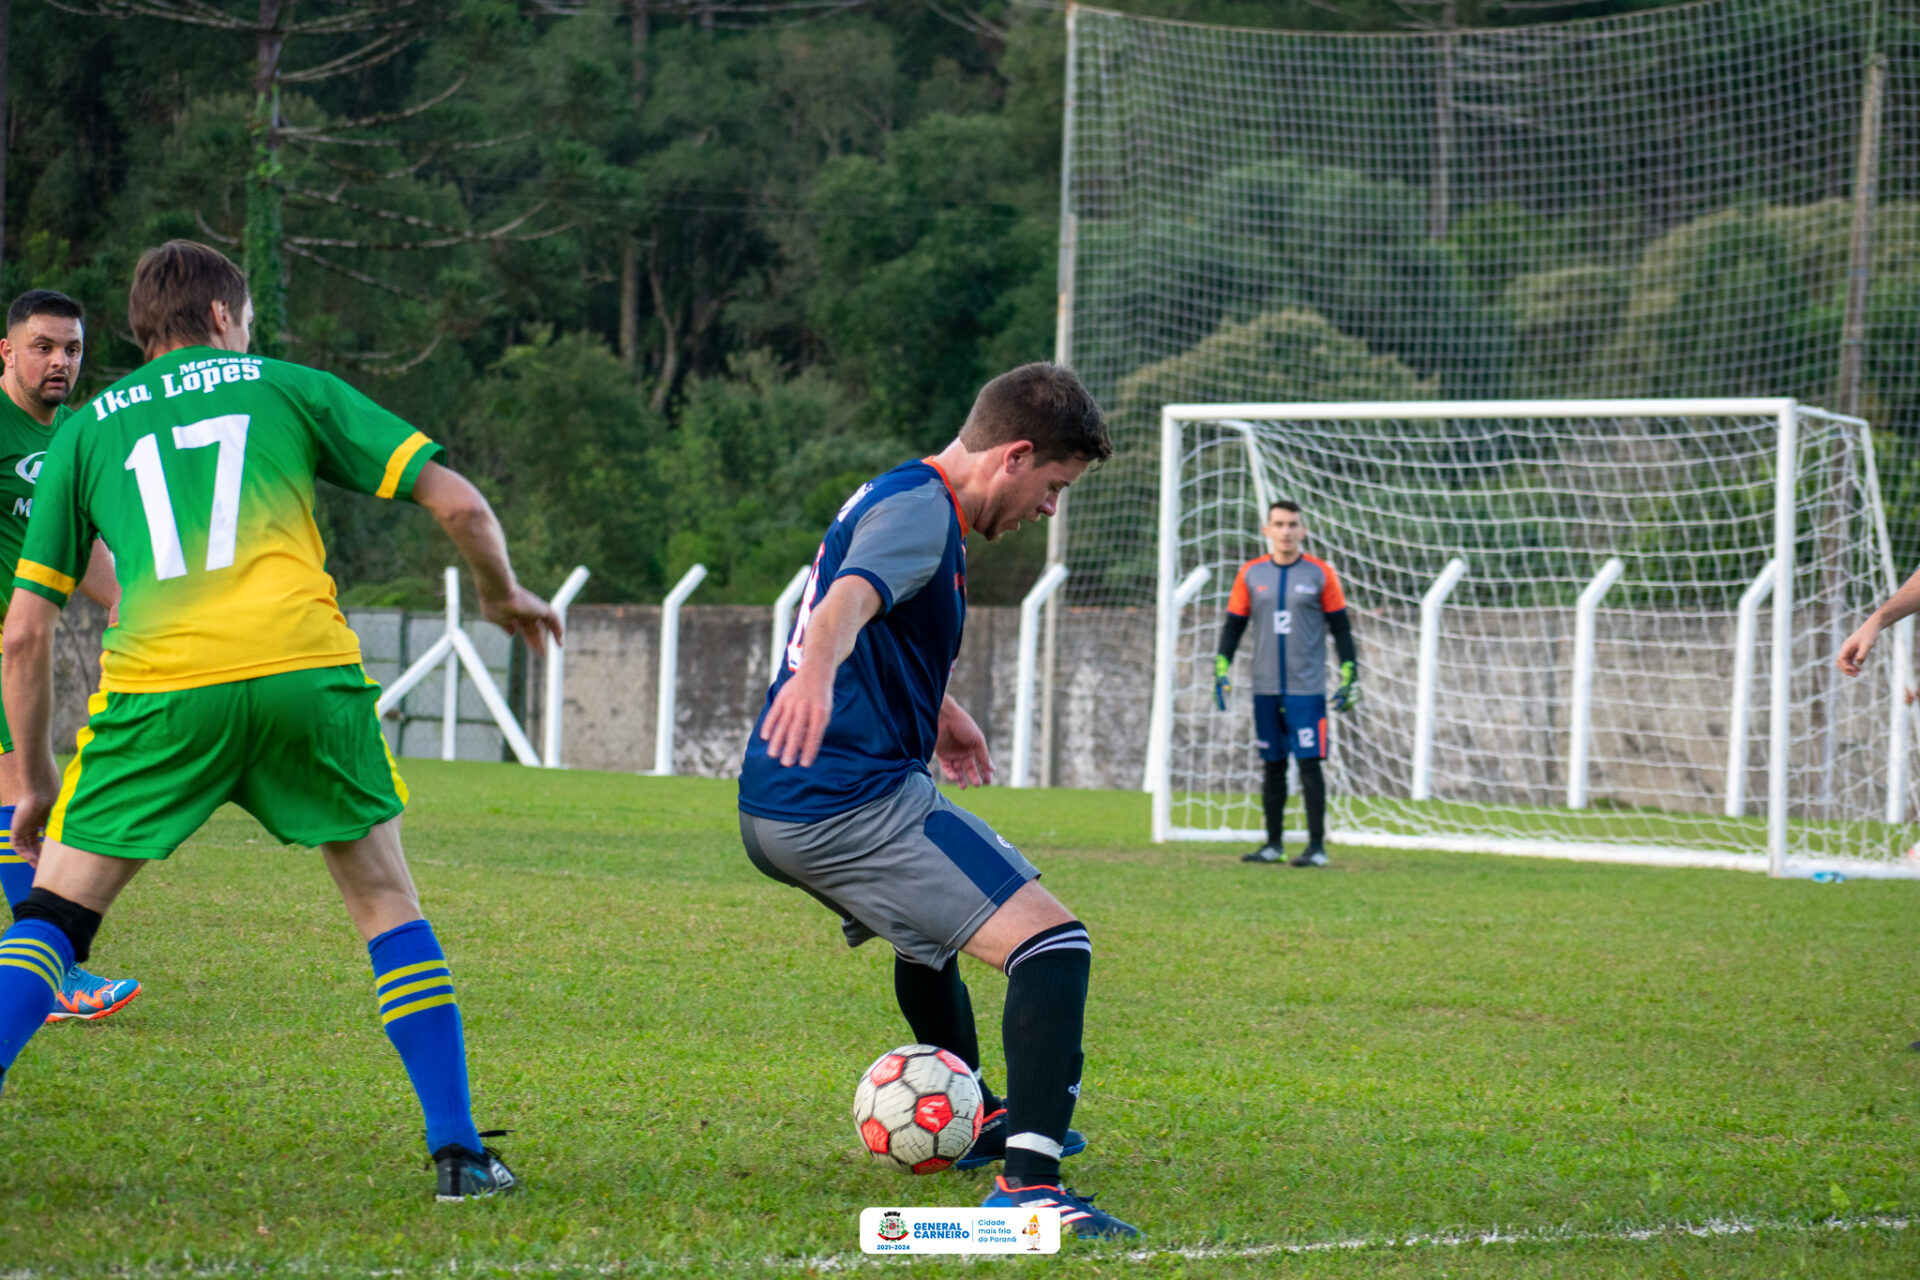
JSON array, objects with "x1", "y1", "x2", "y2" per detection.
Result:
[{"x1": 738, "y1": 460, "x2": 968, "y2": 822}]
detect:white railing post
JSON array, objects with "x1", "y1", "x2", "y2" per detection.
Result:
[
  {"x1": 653, "y1": 564, "x2": 709, "y2": 777},
  {"x1": 1567, "y1": 556, "x2": 1626, "y2": 810},
  {"x1": 1887, "y1": 616, "x2": 1914, "y2": 823},
  {"x1": 1768, "y1": 406, "x2": 1799, "y2": 877},
  {"x1": 374, "y1": 566, "x2": 540, "y2": 767},
  {"x1": 1143, "y1": 564, "x2": 1212, "y2": 800},
  {"x1": 770, "y1": 564, "x2": 813, "y2": 682},
  {"x1": 1412, "y1": 557, "x2": 1468, "y2": 802},
  {"x1": 441, "y1": 566, "x2": 460, "y2": 761},
  {"x1": 1011, "y1": 563, "x2": 1071, "y2": 788},
  {"x1": 542, "y1": 565, "x2": 591, "y2": 768},
  {"x1": 1723, "y1": 558, "x2": 1776, "y2": 817}
]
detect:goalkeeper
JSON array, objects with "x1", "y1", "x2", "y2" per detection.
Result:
[{"x1": 1213, "y1": 501, "x2": 1357, "y2": 867}]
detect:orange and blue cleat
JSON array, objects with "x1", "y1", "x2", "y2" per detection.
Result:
[{"x1": 44, "y1": 966, "x2": 141, "y2": 1023}]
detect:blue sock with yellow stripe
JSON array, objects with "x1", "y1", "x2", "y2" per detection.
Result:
[
  {"x1": 0, "y1": 919, "x2": 70, "y2": 1070},
  {"x1": 368, "y1": 919, "x2": 481, "y2": 1155},
  {"x1": 0, "y1": 807, "x2": 34, "y2": 912}
]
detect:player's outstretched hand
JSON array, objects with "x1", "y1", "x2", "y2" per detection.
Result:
[
  {"x1": 10, "y1": 791, "x2": 52, "y2": 867},
  {"x1": 935, "y1": 698, "x2": 993, "y2": 789},
  {"x1": 1837, "y1": 617, "x2": 1881, "y2": 677},
  {"x1": 763, "y1": 665, "x2": 834, "y2": 768},
  {"x1": 481, "y1": 584, "x2": 564, "y2": 656}
]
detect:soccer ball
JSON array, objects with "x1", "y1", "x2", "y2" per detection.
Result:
[{"x1": 852, "y1": 1043, "x2": 984, "y2": 1174}]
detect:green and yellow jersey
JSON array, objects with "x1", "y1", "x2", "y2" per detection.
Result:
[
  {"x1": 0, "y1": 393, "x2": 69, "y2": 594},
  {"x1": 14, "y1": 347, "x2": 441, "y2": 694}
]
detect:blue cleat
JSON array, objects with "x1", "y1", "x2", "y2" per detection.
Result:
[
  {"x1": 44, "y1": 966, "x2": 141, "y2": 1023},
  {"x1": 982, "y1": 1174, "x2": 1138, "y2": 1239},
  {"x1": 957, "y1": 1108, "x2": 1087, "y2": 1170}
]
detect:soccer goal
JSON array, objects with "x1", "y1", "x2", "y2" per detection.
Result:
[{"x1": 1147, "y1": 400, "x2": 1920, "y2": 879}]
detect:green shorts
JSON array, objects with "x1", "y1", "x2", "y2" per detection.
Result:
[{"x1": 50, "y1": 664, "x2": 408, "y2": 859}]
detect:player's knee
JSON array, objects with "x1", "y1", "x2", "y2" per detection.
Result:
[
  {"x1": 1297, "y1": 757, "x2": 1324, "y2": 780},
  {"x1": 1004, "y1": 920, "x2": 1091, "y2": 974},
  {"x1": 14, "y1": 887, "x2": 104, "y2": 963}
]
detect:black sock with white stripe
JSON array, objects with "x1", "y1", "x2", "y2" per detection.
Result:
[
  {"x1": 1001, "y1": 921, "x2": 1091, "y2": 1186},
  {"x1": 893, "y1": 953, "x2": 1002, "y2": 1112}
]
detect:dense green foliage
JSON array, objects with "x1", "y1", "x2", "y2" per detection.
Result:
[
  {"x1": 1, "y1": 763, "x2": 1914, "y2": 1276},
  {"x1": 4, "y1": 0, "x2": 1704, "y2": 606}
]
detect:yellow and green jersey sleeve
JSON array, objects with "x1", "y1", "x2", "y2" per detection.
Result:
[{"x1": 15, "y1": 348, "x2": 444, "y2": 693}]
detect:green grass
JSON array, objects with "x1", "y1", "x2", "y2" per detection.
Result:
[
  {"x1": 1171, "y1": 790, "x2": 1920, "y2": 862},
  {"x1": 2, "y1": 762, "x2": 1916, "y2": 1277}
]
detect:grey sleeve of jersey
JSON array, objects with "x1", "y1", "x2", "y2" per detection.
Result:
[{"x1": 839, "y1": 482, "x2": 951, "y2": 610}]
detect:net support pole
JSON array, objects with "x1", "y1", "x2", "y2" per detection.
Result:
[
  {"x1": 1037, "y1": 3, "x2": 1080, "y2": 793},
  {"x1": 1567, "y1": 557, "x2": 1626, "y2": 811},
  {"x1": 442, "y1": 566, "x2": 460, "y2": 761},
  {"x1": 1411, "y1": 557, "x2": 1467, "y2": 803},
  {"x1": 653, "y1": 563, "x2": 708, "y2": 777},
  {"x1": 770, "y1": 563, "x2": 812, "y2": 682},
  {"x1": 1768, "y1": 406, "x2": 1800, "y2": 877},
  {"x1": 1887, "y1": 616, "x2": 1913, "y2": 823},
  {"x1": 1724, "y1": 559, "x2": 1776, "y2": 817},
  {"x1": 542, "y1": 565, "x2": 591, "y2": 768},
  {"x1": 1011, "y1": 563, "x2": 1070, "y2": 789}
]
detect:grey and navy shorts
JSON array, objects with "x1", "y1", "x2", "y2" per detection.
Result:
[{"x1": 738, "y1": 771, "x2": 1041, "y2": 968}]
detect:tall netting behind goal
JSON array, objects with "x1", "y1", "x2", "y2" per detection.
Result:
[
  {"x1": 1052, "y1": 0, "x2": 1920, "y2": 640},
  {"x1": 1151, "y1": 402, "x2": 1920, "y2": 878}
]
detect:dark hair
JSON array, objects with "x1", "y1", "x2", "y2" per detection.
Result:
[
  {"x1": 128, "y1": 240, "x2": 249, "y2": 354},
  {"x1": 959, "y1": 363, "x2": 1113, "y2": 465},
  {"x1": 1269, "y1": 500, "x2": 1303, "y2": 518},
  {"x1": 7, "y1": 289, "x2": 85, "y2": 332}
]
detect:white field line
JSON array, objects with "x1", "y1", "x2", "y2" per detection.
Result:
[
  {"x1": 0, "y1": 1215, "x2": 1907, "y2": 1278},
  {"x1": 788, "y1": 1214, "x2": 1913, "y2": 1271}
]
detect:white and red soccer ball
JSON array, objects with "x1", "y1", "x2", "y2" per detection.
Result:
[{"x1": 852, "y1": 1043, "x2": 984, "y2": 1174}]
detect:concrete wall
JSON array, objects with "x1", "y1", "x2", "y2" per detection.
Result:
[
  {"x1": 522, "y1": 604, "x2": 1158, "y2": 789},
  {"x1": 517, "y1": 603, "x2": 1899, "y2": 822}
]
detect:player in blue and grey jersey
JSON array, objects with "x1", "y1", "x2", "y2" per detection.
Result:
[
  {"x1": 1214, "y1": 500, "x2": 1359, "y2": 866},
  {"x1": 738, "y1": 363, "x2": 1136, "y2": 1239}
]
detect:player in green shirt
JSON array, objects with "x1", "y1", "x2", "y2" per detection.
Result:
[
  {"x1": 0, "y1": 242, "x2": 561, "y2": 1200},
  {"x1": 0, "y1": 290, "x2": 142, "y2": 1021}
]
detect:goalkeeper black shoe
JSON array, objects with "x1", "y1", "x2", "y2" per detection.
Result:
[
  {"x1": 1240, "y1": 844, "x2": 1284, "y2": 863},
  {"x1": 434, "y1": 1131, "x2": 519, "y2": 1201},
  {"x1": 955, "y1": 1107, "x2": 1087, "y2": 1170},
  {"x1": 1290, "y1": 844, "x2": 1328, "y2": 868}
]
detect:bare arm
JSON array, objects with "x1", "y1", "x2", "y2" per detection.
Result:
[
  {"x1": 759, "y1": 575, "x2": 883, "y2": 768},
  {"x1": 1838, "y1": 563, "x2": 1920, "y2": 676},
  {"x1": 2, "y1": 589, "x2": 62, "y2": 863},
  {"x1": 78, "y1": 539, "x2": 120, "y2": 617},
  {"x1": 934, "y1": 693, "x2": 994, "y2": 789},
  {"x1": 410, "y1": 461, "x2": 562, "y2": 654}
]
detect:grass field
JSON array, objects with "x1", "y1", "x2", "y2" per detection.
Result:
[{"x1": 1, "y1": 761, "x2": 1916, "y2": 1278}]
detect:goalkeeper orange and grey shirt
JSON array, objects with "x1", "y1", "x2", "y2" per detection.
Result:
[
  {"x1": 1222, "y1": 554, "x2": 1349, "y2": 697},
  {"x1": 14, "y1": 347, "x2": 441, "y2": 693}
]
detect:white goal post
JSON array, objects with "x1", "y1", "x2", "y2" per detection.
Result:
[{"x1": 1150, "y1": 399, "x2": 1920, "y2": 879}]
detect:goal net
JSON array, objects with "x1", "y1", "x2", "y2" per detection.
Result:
[{"x1": 1150, "y1": 400, "x2": 1920, "y2": 878}]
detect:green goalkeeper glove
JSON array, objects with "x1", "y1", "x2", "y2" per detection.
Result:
[
  {"x1": 1331, "y1": 660, "x2": 1360, "y2": 713},
  {"x1": 1213, "y1": 654, "x2": 1232, "y2": 711}
]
